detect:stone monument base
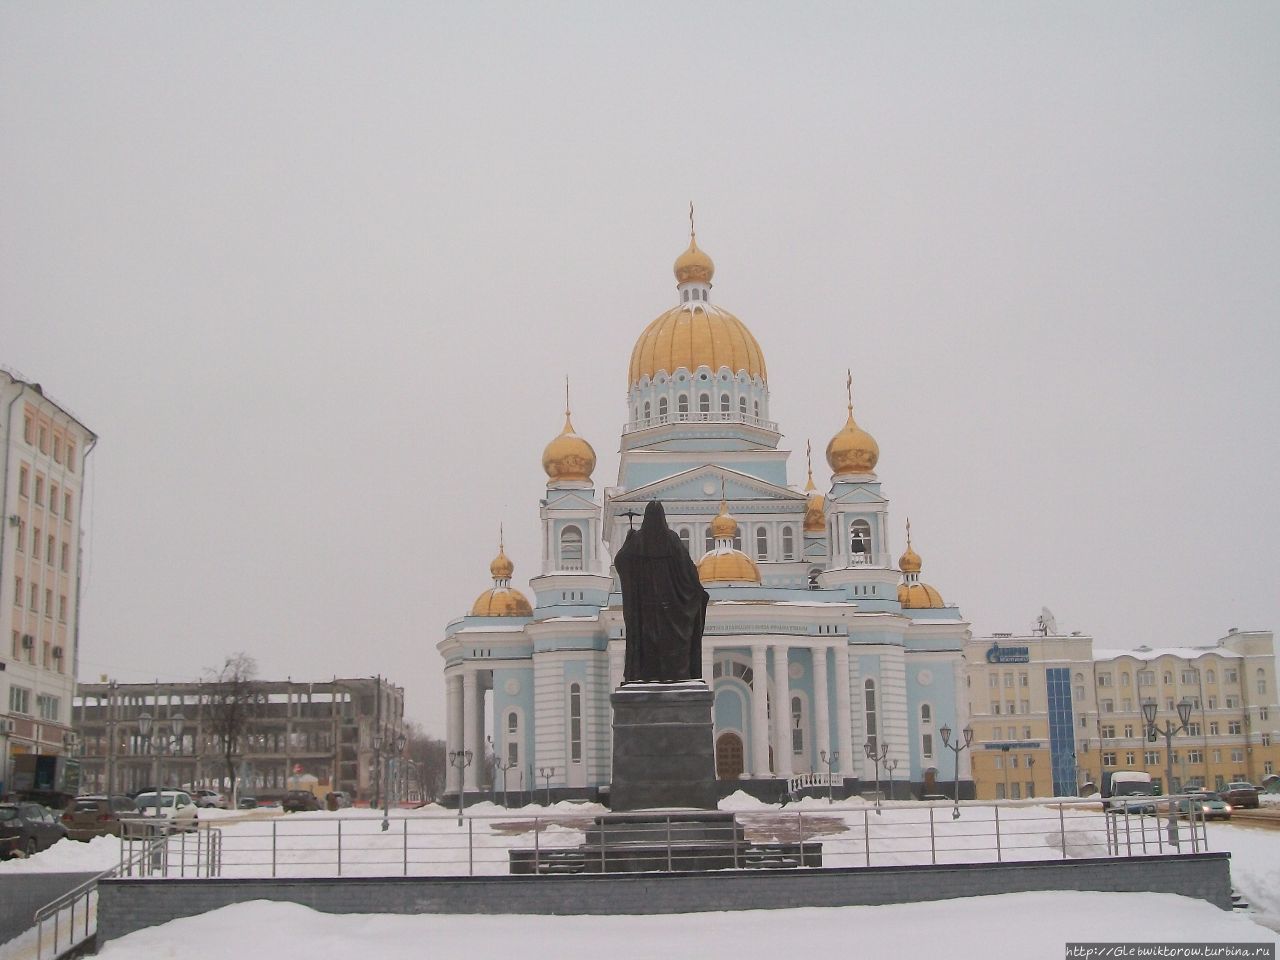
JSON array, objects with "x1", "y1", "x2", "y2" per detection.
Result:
[{"x1": 609, "y1": 681, "x2": 717, "y2": 812}]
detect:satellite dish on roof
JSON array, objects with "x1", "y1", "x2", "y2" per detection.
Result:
[{"x1": 1036, "y1": 607, "x2": 1058, "y2": 637}]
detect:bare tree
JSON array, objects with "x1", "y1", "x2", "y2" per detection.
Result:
[
  {"x1": 404, "y1": 723, "x2": 447, "y2": 802},
  {"x1": 201, "y1": 654, "x2": 265, "y2": 802}
]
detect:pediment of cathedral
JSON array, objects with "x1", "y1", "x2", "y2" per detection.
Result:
[
  {"x1": 611, "y1": 463, "x2": 807, "y2": 507},
  {"x1": 826, "y1": 485, "x2": 888, "y2": 506},
  {"x1": 543, "y1": 491, "x2": 599, "y2": 511}
]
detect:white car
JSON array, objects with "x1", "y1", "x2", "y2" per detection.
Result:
[
  {"x1": 132, "y1": 791, "x2": 199, "y2": 829},
  {"x1": 191, "y1": 790, "x2": 228, "y2": 809}
]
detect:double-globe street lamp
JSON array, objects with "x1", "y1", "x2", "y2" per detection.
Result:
[
  {"x1": 939, "y1": 723, "x2": 974, "y2": 820},
  {"x1": 1142, "y1": 698, "x2": 1193, "y2": 850},
  {"x1": 137, "y1": 712, "x2": 185, "y2": 818},
  {"x1": 448, "y1": 750, "x2": 473, "y2": 826},
  {"x1": 494, "y1": 756, "x2": 518, "y2": 807},
  {"x1": 886, "y1": 758, "x2": 899, "y2": 802},
  {"x1": 373, "y1": 730, "x2": 408, "y2": 832},
  {"x1": 863, "y1": 740, "x2": 889, "y2": 815}
]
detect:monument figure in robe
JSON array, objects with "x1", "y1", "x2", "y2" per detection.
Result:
[{"x1": 614, "y1": 500, "x2": 709, "y2": 683}]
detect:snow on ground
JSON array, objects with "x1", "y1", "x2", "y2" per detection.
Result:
[{"x1": 95, "y1": 893, "x2": 1277, "y2": 960}]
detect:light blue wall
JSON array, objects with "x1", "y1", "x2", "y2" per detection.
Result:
[{"x1": 905, "y1": 659, "x2": 959, "y2": 781}]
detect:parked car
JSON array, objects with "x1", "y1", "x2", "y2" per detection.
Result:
[
  {"x1": 191, "y1": 790, "x2": 228, "y2": 810},
  {"x1": 1175, "y1": 792, "x2": 1232, "y2": 821},
  {"x1": 236, "y1": 796, "x2": 259, "y2": 810},
  {"x1": 282, "y1": 790, "x2": 321, "y2": 813},
  {"x1": 61, "y1": 795, "x2": 139, "y2": 840},
  {"x1": 133, "y1": 791, "x2": 199, "y2": 829},
  {"x1": 1222, "y1": 782, "x2": 1260, "y2": 809},
  {"x1": 1262, "y1": 776, "x2": 1280, "y2": 795},
  {"x1": 0, "y1": 802, "x2": 69, "y2": 858}
]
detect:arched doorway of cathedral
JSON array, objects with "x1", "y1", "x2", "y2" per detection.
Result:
[
  {"x1": 923, "y1": 766, "x2": 938, "y2": 797},
  {"x1": 716, "y1": 732, "x2": 744, "y2": 780}
]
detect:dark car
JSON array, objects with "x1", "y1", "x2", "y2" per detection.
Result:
[
  {"x1": 61, "y1": 795, "x2": 139, "y2": 840},
  {"x1": 0, "y1": 802, "x2": 69, "y2": 858},
  {"x1": 1175, "y1": 792, "x2": 1232, "y2": 821},
  {"x1": 1222, "y1": 782, "x2": 1260, "y2": 809},
  {"x1": 282, "y1": 790, "x2": 321, "y2": 813},
  {"x1": 236, "y1": 796, "x2": 258, "y2": 809}
]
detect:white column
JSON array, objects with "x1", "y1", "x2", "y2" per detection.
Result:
[
  {"x1": 773, "y1": 644, "x2": 794, "y2": 778},
  {"x1": 446, "y1": 675, "x2": 461, "y2": 757},
  {"x1": 813, "y1": 645, "x2": 831, "y2": 774},
  {"x1": 750, "y1": 644, "x2": 770, "y2": 776},
  {"x1": 701, "y1": 641, "x2": 714, "y2": 687},
  {"x1": 462, "y1": 672, "x2": 479, "y2": 791},
  {"x1": 834, "y1": 644, "x2": 855, "y2": 776}
]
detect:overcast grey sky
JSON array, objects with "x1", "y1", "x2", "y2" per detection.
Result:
[{"x1": 4, "y1": 3, "x2": 1277, "y2": 737}]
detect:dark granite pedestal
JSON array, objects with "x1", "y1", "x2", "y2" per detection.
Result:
[{"x1": 609, "y1": 682, "x2": 717, "y2": 812}]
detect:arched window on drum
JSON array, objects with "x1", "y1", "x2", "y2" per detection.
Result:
[{"x1": 560, "y1": 525, "x2": 583, "y2": 571}]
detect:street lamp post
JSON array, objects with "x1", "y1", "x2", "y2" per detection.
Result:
[
  {"x1": 136, "y1": 713, "x2": 184, "y2": 817},
  {"x1": 538, "y1": 766, "x2": 556, "y2": 807},
  {"x1": 939, "y1": 723, "x2": 974, "y2": 820},
  {"x1": 886, "y1": 758, "x2": 899, "y2": 802},
  {"x1": 1027, "y1": 755, "x2": 1035, "y2": 798},
  {"x1": 819, "y1": 750, "x2": 838, "y2": 804},
  {"x1": 448, "y1": 750, "x2": 473, "y2": 826},
  {"x1": 863, "y1": 741, "x2": 889, "y2": 815},
  {"x1": 1143, "y1": 699, "x2": 1193, "y2": 850},
  {"x1": 494, "y1": 756, "x2": 518, "y2": 807},
  {"x1": 374, "y1": 731, "x2": 408, "y2": 832}
]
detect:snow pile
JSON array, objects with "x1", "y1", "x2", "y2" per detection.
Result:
[
  {"x1": 0, "y1": 834, "x2": 120, "y2": 874},
  {"x1": 94, "y1": 892, "x2": 1276, "y2": 960}
]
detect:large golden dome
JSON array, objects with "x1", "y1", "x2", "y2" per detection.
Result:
[
  {"x1": 825, "y1": 373, "x2": 879, "y2": 475},
  {"x1": 542, "y1": 412, "x2": 595, "y2": 482},
  {"x1": 471, "y1": 586, "x2": 533, "y2": 617},
  {"x1": 699, "y1": 549, "x2": 761, "y2": 584},
  {"x1": 898, "y1": 582, "x2": 944, "y2": 609},
  {"x1": 629, "y1": 303, "x2": 766, "y2": 387}
]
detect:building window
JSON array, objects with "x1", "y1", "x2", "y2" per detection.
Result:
[
  {"x1": 1144, "y1": 750, "x2": 1160, "y2": 765},
  {"x1": 922, "y1": 733, "x2": 933, "y2": 759},
  {"x1": 1228, "y1": 720, "x2": 1242, "y2": 735},
  {"x1": 1102, "y1": 751, "x2": 1117, "y2": 766},
  {"x1": 1260, "y1": 707, "x2": 1270, "y2": 721},
  {"x1": 64, "y1": 491, "x2": 72, "y2": 518},
  {"x1": 921, "y1": 704, "x2": 932, "y2": 724},
  {"x1": 1004, "y1": 673, "x2": 1014, "y2": 688},
  {"x1": 23, "y1": 416, "x2": 33, "y2": 444},
  {"x1": 1019, "y1": 673, "x2": 1029, "y2": 687},
  {"x1": 1209, "y1": 722, "x2": 1219, "y2": 736},
  {"x1": 678, "y1": 394, "x2": 689, "y2": 417},
  {"x1": 47, "y1": 534, "x2": 54, "y2": 565},
  {"x1": 864, "y1": 679, "x2": 878, "y2": 753},
  {"x1": 643, "y1": 401, "x2": 651, "y2": 420},
  {"x1": 739, "y1": 396, "x2": 747, "y2": 416},
  {"x1": 989, "y1": 674, "x2": 999, "y2": 688},
  {"x1": 1225, "y1": 669, "x2": 1238, "y2": 684},
  {"x1": 678, "y1": 528, "x2": 691, "y2": 555},
  {"x1": 1120, "y1": 673, "x2": 1131, "y2": 687},
  {"x1": 1098, "y1": 673, "x2": 1112, "y2": 687},
  {"x1": 9, "y1": 685, "x2": 31, "y2": 715},
  {"x1": 658, "y1": 396, "x2": 668, "y2": 418},
  {"x1": 50, "y1": 483, "x2": 59, "y2": 515},
  {"x1": 1187, "y1": 722, "x2": 1201, "y2": 737},
  {"x1": 1138, "y1": 671, "x2": 1154, "y2": 687},
  {"x1": 506, "y1": 712, "x2": 519, "y2": 765},
  {"x1": 36, "y1": 694, "x2": 59, "y2": 721},
  {"x1": 1101, "y1": 725, "x2": 1115, "y2": 739},
  {"x1": 1123, "y1": 724, "x2": 1134, "y2": 738},
  {"x1": 66, "y1": 441, "x2": 75, "y2": 470},
  {"x1": 1258, "y1": 670, "x2": 1267, "y2": 695},
  {"x1": 755, "y1": 527, "x2": 769, "y2": 560},
  {"x1": 58, "y1": 594, "x2": 67, "y2": 622},
  {"x1": 1265, "y1": 761, "x2": 1275, "y2": 777},
  {"x1": 33, "y1": 528, "x2": 41, "y2": 560},
  {"x1": 560, "y1": 525, "x2": 583, "y2": 570},
  {"x1": 780, "y1": 526, "x2": 795, "y2": 560},
  {"x1": 30, "y1": 583, "x2": 38, "y2": 609},
  {"x1": 1226, "y1": 696, "x2": 1238, "y2": 709},
  {"x1": 698, "y1": 394, "x2": 710, "y2": 415},
  {"x1": 720, "y1": 394, "x2": 730, "y2": 415},
  {"x1": 1231, "y1": 749, "x2": 1244, "y2": 764},
  {"x1": 60, "y1": 543, "x2": 69, "y2": 572},
  {"x1": 1205, "y1": 670, "x2": 1215, "y2": 684},
  {"x1": 569, "y1": 683, "x2": 582, "y2": 763},
  {"x1": 1125, "y1": 751, "x2": 1136, "y2": 766},
  {"x1": 34, "y1": 475, "x2": 44, "y2": 505}
]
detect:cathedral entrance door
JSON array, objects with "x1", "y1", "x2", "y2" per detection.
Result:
[
  {"x1": 716, "y1": 732, "x2": 744, "y2": 780},
  {"x1": 924, "y1": 767, "x2": 938, "y2": 795}
]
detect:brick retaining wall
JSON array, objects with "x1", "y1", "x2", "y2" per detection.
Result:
[{"x1": 97, "y1": 853, "x2": 1232, "y2": 946}]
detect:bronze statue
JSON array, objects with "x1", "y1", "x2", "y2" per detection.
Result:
[{"x1": 614, "y1": 500, "x2": 709, "y2": 683}]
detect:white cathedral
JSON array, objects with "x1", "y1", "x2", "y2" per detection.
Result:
[{"x1": 438, "y1": 227, "x2": 973, "y2": 802}]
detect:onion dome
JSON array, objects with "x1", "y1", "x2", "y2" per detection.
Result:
[
  {"x1": 541, "y1": 380, "x2": 596, "y2": 482},
  {"x1": 825, "y1": 371, "x2": 879, "y2": 475},
  {"x1": 803, "y1": 440, "x2": 826, "y2": 533},
  {"x1": 698, "y1": 497, "x2": 761, "y2": 584},
  {"x1": 628, "y1": 217, "x2": 766, "y2": 387},
  {"x1": 472, "y1": 532, "x2": 533, "y2": 617},
  {"x1": 897, "y1": 520, "x2": 944, "y2": 610}
]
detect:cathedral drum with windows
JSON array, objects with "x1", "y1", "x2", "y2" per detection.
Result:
[{"x1": 437, "y1": 227, "x2": 975, "y2": 802}]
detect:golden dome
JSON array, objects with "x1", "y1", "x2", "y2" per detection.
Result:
[
  {"x1": 803, "y1": 440, "x2": 826, "y2": 533},
  {"x1": 489, "y1": 544, "x2": 514, "y2": 579},
  {"x1": 825, "y1": 372, "x2": 879, "y2": 475},
  {"x1": 541, "y1": 390, "x2": 596, "y2": 483},
  {"x1": 674, "y1": 236, "x2": 715, "y2": 285},
  {"x1": 898, "y1": 519, "x2": 921, "y2": 573},
  {"x1": 471, "y1": 586, "x2": 533, "y2": 617},
  {"x1": 709, "y1": 498, "x2": 739, "y2": 539},
  {"x1": 898, "y1": 582, "x2": 944, "y2": 609},
  {"x1": 698, "y1": 549, "x2": 761, "y2": 584},
  {"x1": 629, "y1": 302, "x2": 766, "y2": 387}
]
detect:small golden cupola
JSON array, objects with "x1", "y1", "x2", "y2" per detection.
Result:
[
  {"x1": 541, "y1": 379, "x2": 596, "y2": 482},
  {"x1": 897, "y1": 519, "x2": 944, "y2": 609},
  {"x1": 803, "y1": 439, "x2": 826, "y2": 533},
  {"x1": 698, "y1": 495, "x2": 761, "y2": 585},
  {"x1": 471, "y1": 530, "x2": 534, "y2": 617},
  {"x1": 826, "y1": 370, "x2": 879, "y2": 476}
]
